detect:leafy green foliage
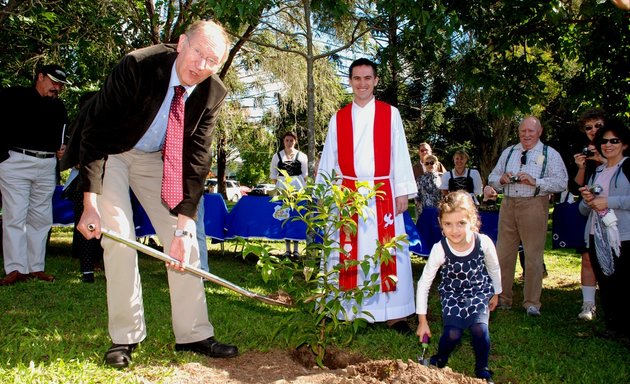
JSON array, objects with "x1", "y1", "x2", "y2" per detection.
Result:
[
  {"x1": 375, "y1": 0, "x2": 628, "y2": 182},
  {"x1": 241, "y1": 171, "x2": 408, "y2": 366}
]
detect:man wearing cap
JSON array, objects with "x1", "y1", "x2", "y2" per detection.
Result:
[{"x1": 0, "y1": 64, "x2": 70, "y2": 286}]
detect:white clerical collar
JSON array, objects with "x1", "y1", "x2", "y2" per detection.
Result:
[{"x1": 352, "y1": 96, "x2": 375, "y2": 110}]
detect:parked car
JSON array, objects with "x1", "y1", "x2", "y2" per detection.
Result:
[
  {"x1": 204, "y1": 178, "x2": 242, "y2": 202},
  {"x1": 250, "y1": 183, "x2": 276, "y2": 196}
]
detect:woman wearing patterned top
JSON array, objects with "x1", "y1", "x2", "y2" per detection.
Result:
[
  {"x1": 414, "y1": 154, "x2": 443, "y2": 218},
  {"x1": 416, "y1": 191, "x2": 502, "y2": 383}
]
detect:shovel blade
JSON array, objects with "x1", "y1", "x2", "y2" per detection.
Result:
[{"x1": 416, "y1": 355, "x2": 430, "y2": 366}]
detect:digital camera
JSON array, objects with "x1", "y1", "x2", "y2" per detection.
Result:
[
  {"x1": 509, "y1": 175, "x2": 520, "y2": 183},
  {"x1": 582, "y1": 146, "x2": 594, "y2": 157},
  {"x1": 588, "y1": 184, "x2": 603, "y2": 195}
]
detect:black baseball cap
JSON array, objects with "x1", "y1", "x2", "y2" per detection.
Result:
[{"x1": 40, "y1": 64, "x2": 71, "y2": 85}]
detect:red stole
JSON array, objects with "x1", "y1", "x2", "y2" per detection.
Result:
[{"x1": 336, "y1": 100, "x2": 397, "y2": 292}]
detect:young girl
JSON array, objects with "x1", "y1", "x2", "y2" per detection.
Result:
[{"x1": 415, "y1": 191, "x2": 502, "y2": 383}]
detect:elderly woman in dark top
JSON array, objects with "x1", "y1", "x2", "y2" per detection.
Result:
[{"x1": 579, "y1": 119, "x2": 630, "y2": 341}]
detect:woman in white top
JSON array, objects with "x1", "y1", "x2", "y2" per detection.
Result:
[
  {"x1": 269, "y1": 131, "x2": 308, "y2": 257},
  {"x1": 441, "y1": 150, "x2": 483, "y2": 204}
]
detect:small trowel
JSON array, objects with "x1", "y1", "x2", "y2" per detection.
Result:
[{"x1": 417, "y1": 334, "x2": 431, "y2": 366}]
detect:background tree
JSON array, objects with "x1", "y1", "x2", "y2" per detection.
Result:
[
  {"x1": 1, "y1": 0, "x2": 627, "y2": 191},
  {"x1": 222, "y1": 0, "x2": 375, "y2": 175},
  {"x1": 374, "y1": 0, "x2": 629, "y2": 180}
]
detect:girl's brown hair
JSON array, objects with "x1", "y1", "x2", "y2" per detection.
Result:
[{"x1": 438, "y1": 191, "x2": 480, "y2": 233}]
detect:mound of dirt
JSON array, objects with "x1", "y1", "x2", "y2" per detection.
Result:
[{"x1": 165, "y1": 349, "x2": 487, "y2": 384}]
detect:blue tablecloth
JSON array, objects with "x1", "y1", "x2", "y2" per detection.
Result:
[
  {"x1": 129, "y1": 192, "x2": 228, "y2": 240},
  {"x1": 479, "y1": 210, "x2": 499, "y2": 245},
  {"x1": 52, "y1": 186, "x2": 494, "y2": 251},
  {"x1": 404, "y1": 211, "x2": 423, "y2": 256},
  {"x1": 224, "y1": 196, "x2": 423, "y2": 254},
  {"x1": 414, "y1": 207, "x2": 442, "y2": 256},
  {"x1": 413, "y1": 206, "x2": 499, "y2": 256},
  {"x1": 52, "y1": 186, "x2": 74, "y2": 225},
  {"x1": 53, "y1": 187, "x2": 228, "y2": 241},
  {"x1": 202, "y1": 194, "x2": 229, "y2": 241},
  {"x1": 225, "y1": 195, "x2": 307, "y2": 240}
]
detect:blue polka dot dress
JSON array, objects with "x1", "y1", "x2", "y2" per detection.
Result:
[{"x1": 438, "y1": 233, "x2": 495, "y2": 328}]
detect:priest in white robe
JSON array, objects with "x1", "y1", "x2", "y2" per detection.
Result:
[{"x1": 316, "y1": 58, "x2": 418, "y2": 334}]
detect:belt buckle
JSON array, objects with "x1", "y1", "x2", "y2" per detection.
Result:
[{"x1": 35, "y1": 153, "x2": 47, "y2": 159}]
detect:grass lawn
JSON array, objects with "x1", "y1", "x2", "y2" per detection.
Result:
[{"x1": 1, "y1": 226, "x2": 629, "y2": 383}]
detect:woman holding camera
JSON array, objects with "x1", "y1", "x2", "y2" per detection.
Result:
[
  {"x1": 579, "y1": 120, "x2": 630, "y2": 340},
  {"x1": 571, "y1": 109, "x2": 606, "y2": 321}
]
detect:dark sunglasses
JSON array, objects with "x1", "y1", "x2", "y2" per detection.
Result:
[
  {"x1": 601, "y1": 138, "x2": 622, "y2": 145},
  {"x1": 520, "y1": 150, "x2": 528, "y2": 166},
  {"x1": 424, "y1": 161, "x2": 435, "y2": 165},
  {"x1": 584, "y1": 123, "x2": 604, "y2": 131}
]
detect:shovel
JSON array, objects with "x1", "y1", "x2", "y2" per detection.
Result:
[
  {"x1": 88, "y1": 225, "x2": 293, "y2": 307},
  {"x1": 417, "y1": 334, "x2": 431, "y2": 366}
]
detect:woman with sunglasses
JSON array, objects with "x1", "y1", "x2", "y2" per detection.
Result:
[
  {"x1": 570, "y1": 108, "x2": 607, "y2": 321},
  {"x1": 579, "y1": 119, "x2": 630, "y2": 341},
  {"x1": 414, "y1": 154, "x2": 444, "y2": 218}
]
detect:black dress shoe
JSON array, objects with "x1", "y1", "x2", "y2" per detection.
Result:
[
  {"x1": 104, "y1": 343, "x2": 138, "y2": 368},
  {"x1": 82, "y1": 272, "x2": 95, "y2": 283},
  {"x1": 175, "y1": 336, "x2": 238, "y2": 358}
]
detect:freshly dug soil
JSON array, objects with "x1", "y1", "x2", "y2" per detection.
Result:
[{"x1": 164, "y1": 349, "x2": 488, "y2": 383}]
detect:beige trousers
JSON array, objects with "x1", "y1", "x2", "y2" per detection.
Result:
[
  {"x1": 496, "y1": 195, "x2": 549, "y2": 310},
  {"x1": 100, "y1": 149, "x2": 213, "y2": 344}
]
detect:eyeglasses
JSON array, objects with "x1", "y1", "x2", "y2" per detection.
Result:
[
  {"x1": 584, "y1": 123, "x2": 604, "y2": 132},
  {"x1": 424, "y1": 161, "x2": 435, "y2": 166},
  {"x1": 601, "y1": 138, "x2": 622, "y2": 145},
  {"x1": 521, "y1": 150, "x2": 528, "y2": 166},
  {"x1": 186, "y1": 36, "x2": 219, "y2": 69}
]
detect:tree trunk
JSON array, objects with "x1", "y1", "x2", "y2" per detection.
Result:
[
  {"x1": 214, "y1": 23, "x2": 259, "y2": 194},
  {"x1": 216, "y1": 133, "x2": 227, "y2": 198},
  {"x1": 383, "y1": 11, "x2": 399, "y2": 107},
  {"x1": 479, "y1": 116, "x2": 513, "y2": 182},
  {"x1": 304, "y1": 1, "x2": 316, "y2": 177}
]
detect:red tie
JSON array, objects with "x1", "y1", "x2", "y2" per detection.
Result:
[{"x1": 161, "y1": 85, "x2": 185, "y2": 209}]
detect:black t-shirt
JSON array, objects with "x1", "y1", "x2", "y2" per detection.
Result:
[{"x1": 0, "y1": 86, "x2": 68, "y2": 160}]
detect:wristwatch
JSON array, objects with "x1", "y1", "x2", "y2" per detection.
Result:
[{"x1": 173, "y1": 229, "x2": 193, "y2": 238}]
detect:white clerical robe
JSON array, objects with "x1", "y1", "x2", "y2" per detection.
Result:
[{"x1": 316, "y1": 98, "x2": 418, "y2": 322}]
